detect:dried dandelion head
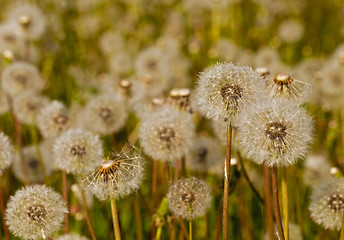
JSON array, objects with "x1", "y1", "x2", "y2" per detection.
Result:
[
  {"x1": 195, "y1": 62, "x2": 265, "y2": 122},
  {"x1": 13, "y1": 90, "x2": 49, "y2": 125},
  {"x1": 1, "y1": 62, "x2": 44, "y2": 97},
  {"x1": 0, "y1": 132, "x2": 14, "y2": 174},
  {"x1": 167, "y1": 177, "x2": 212, "y2": 220},
  {"x1": 168, "y1": 88, "x2": 193, "y2": 113},
  {"x1": 6, "y1": 185, "x2": 67, "y2": 240},
  {"x1": 53, "y1": 129, "x2": 103, "y2": 176},
  {"x1": 83, "y1": 94, "x2": 128, "y2": 136},
  {"x1": 139, "y1": 106, "x2": 195, "y2": 162},
  {"x1": 37, "y1": 101, "x2": 70, "y2": 138},
  {"x1": 84, "y1": 146, "x2": 145, "y2": 201},
  {"x1": 8, "y1": 4, "x2": 46, "y2": 40},
  {"x1": 309, "y1": 178, "x2": 344, "y2": 231},
  {"x1": 56, "y1": 233, "x2": 89, "y2": 240},
  {"x1": 236, "y1": 98, "x2": 313, "y2": 167}
]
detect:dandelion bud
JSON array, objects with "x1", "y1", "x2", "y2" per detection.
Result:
[
  {"x1": 83, "y1": 94, "x2": 128, "y2": 136},
  {"x1": 53, "y1": 129, "x2": 103, "y2": 175},
  {"x1": 167, "y1": 177, "x2": 212, "y2": 220},
  {"x1": 37, "y1": 101, "x2": 70, "y2": 138},
  {"x1": 256, "y1": 66, "x2": 270, "y2": 78},
  {"x1": 1, "y1": 62, "x2": 44, "y2": 97},
  {"x1": 139, "y1": 106, "x2": 195, "y2": 162},
  {"x1": 331, "y1": 167, "x2": 340, "y2": 176},
  {"x1": 0, "y1": 132, "x2": 14, "y2": 174},
  {"x1": 6, "y1": 185, "x2": 67, "y2": 240},
  {"x1": 194, "y1": 62, "x2": 265, "y2": 122},
  {"x1": 309, "y1": 178, "x2": 344, "y2": 231},
  {"x1": 236, "y1": 98, "x2": 313, "y2": 167},
  {"x1": 84, "y1": 146, "x2": 145, "y2": 201},
  {"x1": 168, "y1": 88, "x2": 193, "y2": 113},
  {"x1": 8, "y1": 4, "x2": 46, "y2": 40},
  {"x1": 56, "y1": 233, "x2": 89, "y2": 240}
]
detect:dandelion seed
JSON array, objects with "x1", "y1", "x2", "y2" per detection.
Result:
[
  {"x1": 6, "y1": 185, "x2": 67, "y2": 240},
  {"x1": 84, "y1": 146, "x2": 145, "y2": 201},
  {"x1": 1, "y1": 61, "x2": 44, "y2": 97},
  {"x1": 139, "y1": 106, "x2": 195, "y2": 162},
  {"x1": 0, "y1": 132, "x2": 14, "y2": 174},
  {"x1": 236, "y1": 98, "x2": 313, "y2": 167},
  {"x1": 194, "y1": 62, "x2": 265, "y2": 122},
  {"x1": 167, "y1": 177, "x2": 212, "y2": 220},
  {"x1": 309, "y1": 178, "x2": 344, "y2": 231},
  {"x1": 53, "y1": 129, "x2": 103, "y2": 176},
  {"x1": 37, "y1": 101, "x2": 70, "y2": 138},
  {"x1": 83, "y1": 94, "x2": 128, "y2": 136}
]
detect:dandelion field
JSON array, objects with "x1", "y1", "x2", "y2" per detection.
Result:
[{"x1": 0, "y1": 0, "x2": 344, "y2": 239}]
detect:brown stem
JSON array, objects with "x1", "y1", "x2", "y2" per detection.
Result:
[
  {"x1": 134, "y1": 194, "x2": 143, "y2": 240},
  {"x1": 222, "y1": 123, "x2": 232, "y2": 240},
  {"x1": 174, "y1": 158, "x2": 180, "y2": 182},
  {"x1": 264, "y1": 166, "x2": 274, "y2": 240},
  {"x1": 80, "y1": 189, "x2": 97, "y2": 240},
  {"x1": 62, "y1": 170, "x2": 69, "y2": 233},
  {"x1": 179, "y1": 218, "x2": 189, "y2": 239},
  {"x1": 0, "y1": 176, "x2": 10, "y2": 240},
  {"x1": 152, "y1": 160, "x2": 158, "y2": 210},
  {"x1": 181, "y1": 156, "x2": 186, "y2": 178},
  {"x1": 272, "y1": 167, "x2": 284, "y2": 240},
  {"x1": 214, "y1": 198, "x2": 223, "y2": 240}
]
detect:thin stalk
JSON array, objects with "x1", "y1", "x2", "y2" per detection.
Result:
[
  {"x1": 189, "y1": 220, "x2": 192, "y2": 240},
  {"x1": 110, "y1": 197, "x2": 122, "y2": 240},
  {"x1": 30, "y1": 125, "x2": 47, "y2": 181},
  {"x1": 340, "y1": 210, "x2": 344, "y2": 240},
  {"x1": 181, "y1": 156, "x2": 186, "y2": 178},
  {"x1": 155, "y1": 226, "x2": 162, "y2": 240},
  {"x1": 80, "y1": 189, "x2": 97, "y2": 240},
  {"x1": 152, "y1": 159, "x2": 158, "y2": 209},
  {"x1": 174, "y1": 158, "x2": 180, "y2": 182},
  {"x1": 134, "y1": 194, "x2": 143, "y2": 240},
  {"x1": 169, "y1": 220, "x2": 176, "y2": 240},
  {"x1": 282, "y1": 168, "x2": 289, "y2": 240},
  {"x1": 272, "y1": 167, "x2": 285, "y2": 240},
  {"x1": 215, "y1": 198, "x2": 223, "y2": 240},
  {"x1": 62, "y1": 170, "x2": 69, "y2": 233},
  {"x1": 264, "y1": 166, "x2": 274, "y2": 240},
  {"x1": 0, "y1": 176, "x2": 10, "y2": 240},
  {"x1": 222, "y1": 123, "x2": 232, "y2": 240},
  {"x1": 179, "y1": 218, "x2": 189, "y2": 239},
  {"x1": 237, "y1": 152, "x2": 264, "y2": 204}
]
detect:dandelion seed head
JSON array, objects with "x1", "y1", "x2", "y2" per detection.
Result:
[
  {"x1": 139, "y1": 106, "x2": 195, "y2": 162},
  {"x1": 0, "y1": 132, "x2": 14, "y2": 174},
  {"x1": 6, "y1": 185, "x2": 67, "y2": 240},
  {"x1": 278, "y1": 19, "x2": 304, "y2": 43},
  {"x1": 309, "y1": 178, "x2": 344, "y2": 231},
  {"x1": 236, "y1": 98, "x2": 313, "y2": 167},
  {"x1": 37, "y1": 101, "x2": 70, "y2": 138},
  {"x1": 167, "y1": 177, "x2": 212, "y2": 220},
  {"x1": 303, "y1": 154, "x2": 331, "y2": 187},
  {"x1": 194, "y1": 62, "x2": 265, "y2": 122},
  {"x1": 84, "y1": 146, "x2": 145, "y2": 201},
  {"x1": 53, "y1": 129, "x2": 103, "y2": 175},
  {"x1": 0, "y1": 22, "x2": 24, "y2": 54},
  {"x1": 1, "y1": 62, "x2": 44, "y2": 97}
]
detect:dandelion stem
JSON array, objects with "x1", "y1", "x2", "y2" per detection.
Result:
[
  {"x1": 0, "y1": 176, "x2": 11, "y2": 240},
  {"x1": 179, "y1": 217, "x2": 189, "y2": 239},
  {"x1": 189, "y1": 220, "x2": 192, "y2": 240},
  {"x1": 155, "y1": 226, "x2": 162, "y2": 240},
  {"x1": 152, "y1": 159, "x2": 158, "y2": 209},
  {"x1": 30, "y1": 124, "x2": 47, "y2": 182},
  {"x1": 264, "y1": 165, "x2": 274, "y2": 240},
  {"x1": 174, "y1": 158, "x2": 180, "y2": 182},
  {"x1": 215, "y1": 198, "x2": 223, "y2": 240},
  {"x1": 272, "y1": 167, "x2": 285, "y2": 240},
  {"x1": 62, "y1": 170, "x2": 69, "y2": 233},
  {"x1": 340, "y1": 210, "x2": 344, "y2": 240},
  {"x1": 282, "y1": 168, "x2": 289, "y2": 240},
  {"x1": 222, "y1": 123, "x2": 232, "y2": 240},
  {"x1": 134, "y1": 193, "x2": 143, "y2": 240},
  {"x1": 181, "y1": 156, "x2": 186, "y2": 178},
  {"x1": 80, "y1": 189, "x2": 97, "y2": 240},
  {"x1": 110, "y1": 197, "x2": 122, "y2": 240}
]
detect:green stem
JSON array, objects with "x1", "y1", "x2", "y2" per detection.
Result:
[
  {"x1": 340, "y1": 210, "x2": 344, "y2": 240},
  {"x1": 30, "y1": 125, "x2": 46, "y2": 181},
  {"x1": 222, "y1": 123, "x2": 232, "y2": 240},
  {"x1": 111, "y1": 197, "x2": 122, "y2": 240},
  {"x1": 155, "y1": 226, "x2": 162, "y2": 240},
  {"x1": 264, "y1": 166, "x2": 274, "y2": 240},
  {"x1": 80, "y1": 189, "x2": 97, "y2": 240},
  {"x1": 282, "y1": 168, "x2": 289, "y2": 240},
  {"x1": 189, "y1": 220, "x2": 192, "y2": 240},
  {"x1": 134, "y1": 194, "x2": 143, "y2": 240},
  {"x1": 272, "y1": 167, "x2": 285, "y2": 240}
]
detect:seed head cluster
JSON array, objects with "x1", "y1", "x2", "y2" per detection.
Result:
[{"x1": 0, "y1": 132, "x2": 14, "y2": 174}]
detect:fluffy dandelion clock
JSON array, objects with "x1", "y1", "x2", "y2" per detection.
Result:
[
  {"x1": 194, "y1": 62, "x2": 265, "y2": 122},
  {"x1": 8, "y1": 4, "x2": 46, "y2": 40},
  {"x1": 309, "y1": 178, "x2": 344, "y2": 231},
  {"x1": 1, "y1": 62, "x2": 44, "y2": 97},
  {"x1": 13, "y1": 90, "x2": 50, "y2": 125},
  {"x1": 53, "y1": 129, "x2": 103, "y2": 175},
  {"x1": 37, "y1": 101, "x2": 70, "y2": 138},
  {"x1": 56, "y1": 233, "x2": 89, "y2": 240},
  {"x1": 167, "y1": 177, "x2": 212, "y2": 220},
  {"x1": 5, "y1": 185, "x2": 67, "y2": 240},
  {"x1": 83, "y1": 94, "x2": 128, "y2": 136},
  {"x1": 0, "y1": 22, "x2": 24, "y2": 54},
  {"x1": 84, "y1": 146, "x2": 145, "y2": 201},
  {"x1": 139, "y1": 106, "x2": 195, "y2": 162},
  {"x1": 0, "y1": 132, "x2": 14, "y2": 174},
  {"x1": 236, "y1": 98, "x2": 313, "y2": 167}
]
